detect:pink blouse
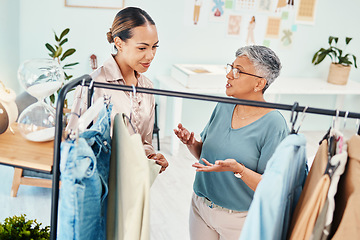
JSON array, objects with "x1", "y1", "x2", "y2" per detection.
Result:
[{"x1": 69, "y1": 56, "x2": 156, "y2": 156}]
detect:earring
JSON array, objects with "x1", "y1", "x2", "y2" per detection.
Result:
[
  {"x1": 110, "y1": 43, "x2": 118, "y2": 55},
  {"x1": 254, "y1": 89, "x2": 258, "y2": 92}
]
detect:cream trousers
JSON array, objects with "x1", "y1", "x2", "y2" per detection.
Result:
[{"x1": 189, "y1": 193, "x2": 248, "y2": 240}]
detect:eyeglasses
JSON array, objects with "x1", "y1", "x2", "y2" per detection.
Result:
[{"x1": 226, "y1": 64, "x2": 263, "y2": 79}]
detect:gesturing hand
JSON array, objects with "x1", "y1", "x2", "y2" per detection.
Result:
[
  {"x1": 173, "y1": 123, "x2": 195, "y2": 146},
  {"x1": 148, "y1": 153, "x2": 169, "y2": 173},
  {"x1": 192, "y1": 158, "x2": 241, "y2": 172}
]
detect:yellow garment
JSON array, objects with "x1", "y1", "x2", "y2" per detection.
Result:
[
  {"x1": 288, "y1": 141, "x2": 328, "y2": 230},
  {"x1": 107, "y1": 114, "x2": 161, "y2": 240},
  {"x1": 331, "y1": 135, "x2": 360, "y2": 239},
  {"x1": 289, "y1": 175, "x2": 330, "y2": 239},
  {"x1": 287, "y1": 140, "x2": 329, "y2": 239}
]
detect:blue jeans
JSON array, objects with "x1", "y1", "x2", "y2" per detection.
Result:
[{"x1": 58, "y1": 104, "x2": 112, "y2": 240}]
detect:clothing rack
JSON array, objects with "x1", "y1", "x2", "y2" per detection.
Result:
[{"x1": 50, "y1": 74, "x2": 360, "y2": 239}]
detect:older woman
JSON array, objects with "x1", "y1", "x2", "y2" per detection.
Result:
[{"x1": 174, "y1": 45, "x2": 289, "y2": 240}]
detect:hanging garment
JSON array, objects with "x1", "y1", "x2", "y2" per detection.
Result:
[
  {"x1": 311, "y1": 139, "x2": 348, "y2": 240},
  {"x1": 239, "y1": 134, "x2": 308, "y2": 240},
  {"x1": 289, "y1": 175, "x2": 330, "y2": 240},
  {"x1": 330, "y1": 134, "x2": 360, "y2": 239},
  {"x1": 287, "y1": 139, "x2": 328, "y2": 238},
  {"x1": 106, "y1": 113, "x2": 161, "y2": 240},
  {"x1": 289, "y1": 130, "x2": 347, "y2": 240},
  {"x1": 58, "y1": 103, "x2": 112, "y2": 240}
]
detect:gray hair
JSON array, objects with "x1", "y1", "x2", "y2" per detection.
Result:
[{"x1": 235, "y1": 45, "x2": 281, "y2": 92}]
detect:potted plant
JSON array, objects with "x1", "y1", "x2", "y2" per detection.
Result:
[
  {"x1": 45, "y1": 28, "x2": 79, "y2": 108},
  {"x1": 312, "y1": 36, "x2": 357, "y2": 85},
  {"x1": 0, "y1": 214, "x2": 50, "y2": 239}
]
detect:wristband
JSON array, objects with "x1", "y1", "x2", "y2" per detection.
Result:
[{"x1": 234, "y1": 163, "x2": 245, "y2": 179}]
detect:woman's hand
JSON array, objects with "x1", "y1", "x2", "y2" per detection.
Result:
[
  {"x1": 173, "y1": 123, "x2": 195, "y2": 146},
  {"x1": 192, "y1": 158, "x2": 242, "y2": 173},
  {"x1": 148, "y1": 153, "x2": 169, "y2": 173}
]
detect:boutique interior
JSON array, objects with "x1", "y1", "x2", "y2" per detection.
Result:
[{"x1": 1, "y1": 0, "x2": 360, "y2": 239}]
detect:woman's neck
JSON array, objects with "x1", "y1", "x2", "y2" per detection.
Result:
[{"x1": 114, "y1": 55, "x2": 138, "y2": 86}]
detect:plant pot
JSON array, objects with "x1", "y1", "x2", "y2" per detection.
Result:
[{"x1": 327, "y1": 63, "x2": 351, "y2": 85}]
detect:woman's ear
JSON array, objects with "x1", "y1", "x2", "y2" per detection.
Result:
[
  {"x1": 114, "y1": 37, "x2": 123, "y2": 52},
  {"x1": 255, "y1": 78, "x2": 267, "y2": 92}
]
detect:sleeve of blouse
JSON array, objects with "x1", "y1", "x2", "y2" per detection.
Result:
[
  {"x1": 257, "y1": 119, "x2": 289, "y2": 174},
  {"x1": 143, "y1": 95, "x2": 156, "y2": 156}
]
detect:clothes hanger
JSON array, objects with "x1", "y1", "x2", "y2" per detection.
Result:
[
  {"x1": 78, "y1": 96, "x2": 105, "y2": 133},
  {"x1": 329, "y1": 109, "x2": 340, "y2": 156},
  {"x1": 64, "y1": 113, "x2": 80, "y2": 140},
  {"x1": 65, "y1": 80, "x2": 111, "y2": 142},
  {"x1": 122, "y1": 113, "x2": 136, "y2": 135},
  {"x1": 63, "y1": 79, "x2": 86, "y2": 134},
  {"x1": 324, "y1": 110, "x2": 341, "y2": 178},
  {"x1": 290, "y1": 102, "x2": 299, "y2": 134},
  {"x1": 77, "y1": 78, "x2": 112, "y2": 133},
  {"x1": 294, "y1": 106, "x2": 308, "y2": 134},
  {"x1": 129, "y1": 84, "x2": 136, "y2": 123},
  {"x1": 73, "y1": 78, "x2": 87, "y2": 119},
  {"x1": 342, "y1": 111, "x2": 349, "y2": 129},
  {"x1": 318, "y1": 109, "x2": 340, "y2": 145},
  {"x1": 120, "y1": 84, "x2": 137, "y2": 134}
]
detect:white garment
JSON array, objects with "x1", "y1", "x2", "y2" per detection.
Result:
[
  {"x1": 107, "y1": 113, "x2": 161, "y2": 240},
  {"x1": 310, "y1": 130, "x2": 348, "y2": 240},
  {"x1": 326, "y1": 131, "x2": 347, "y2": 227}
]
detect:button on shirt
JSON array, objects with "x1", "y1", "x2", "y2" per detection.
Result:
[{"x1": 69, "y1": 56, "x2": 156, "y2": 156}]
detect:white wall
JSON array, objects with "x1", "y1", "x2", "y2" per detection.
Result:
[
  {"x1": 1, "y1": 0, "x2": 360, "y2": 134},
  {"x1": 0, "y1": 0, "x2": 20, "y2": 92}
]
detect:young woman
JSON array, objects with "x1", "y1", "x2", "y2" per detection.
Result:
[{"x1": 70, "y1": 7, "x2": 168, "y2": 172}]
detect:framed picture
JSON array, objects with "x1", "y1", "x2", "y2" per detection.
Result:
[{"x1": 65, "y1": 0, "x2": 125, "y2": 9}]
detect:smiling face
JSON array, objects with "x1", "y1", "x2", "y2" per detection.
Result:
[
  {"x1": 225, "y1": 56, "x2": 265, "y2": 99},
  {"x1": 114, "y1": 24, "x2": 159, "y2": 74}
]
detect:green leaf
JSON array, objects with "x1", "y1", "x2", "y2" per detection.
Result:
[
  {"x1": 338, "y1": 49, "x2": 343, "y2": 57},
  {"x1": 328, "y1": 48, "x2": 339, "y2": 60},
  {"x1": 345, "y1": 37, "x2": 352, "y2": 45},
  {"x1": 59, "y1": 38, "x2": 68, "y2": 46},
  {"x1": 48, "y1": 53, "x2": 54, "y2": 58},
  {"x1": 61, "y1": 48, "x2": 76, "y2": 61},
  {"x1": 312, "y1": 52, "x2": 319, "y2": 64},
  {"x1": 63, "y1": 62, "x2": 79, "y2": 68},
  {"x1": 352, "y1": 55, "x2": 357, "y2": 68},
  {"x1": 54, "y1": 46, "x2": 63, "y2": 58},
  {"x1": 45, "y1": 43, "x2": 56, "y2": 54},
  {"x1": 341, "y1": 59, "x2": 351, "y2": 65},
  {"x1": 64, "y1": 72, "x2": 73, "y2": 80},
  {"x1": 59, "y1": 28, "x2": 70, "y2": 41},
  {"x1": 54, "y1": 31, "x2": 59, "y2": 42},
  {"x1": 315, "y1": 51, "x2": 328, "y2": 65}
]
